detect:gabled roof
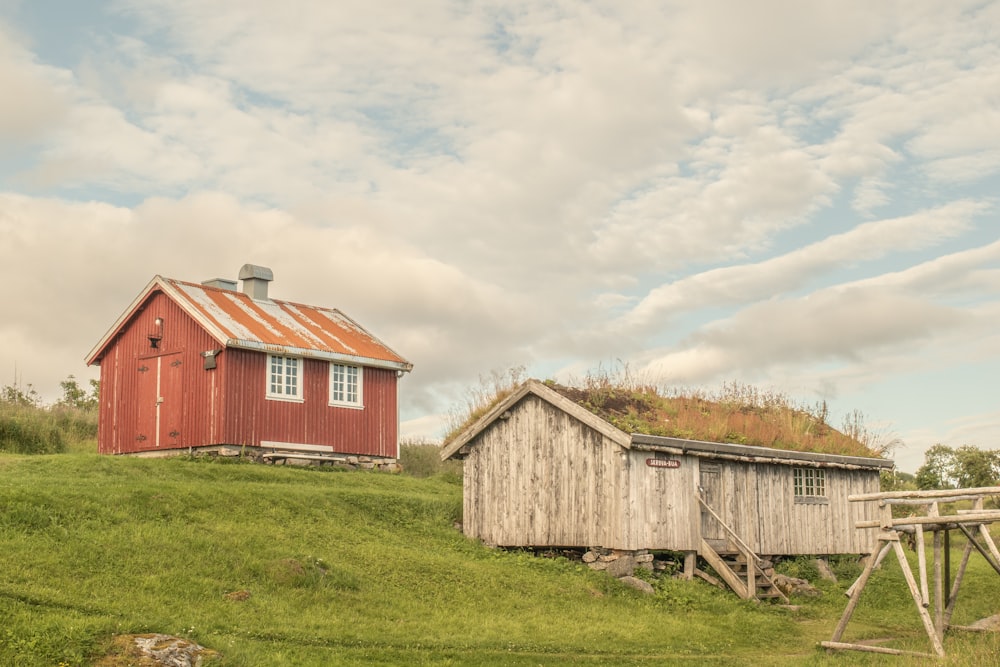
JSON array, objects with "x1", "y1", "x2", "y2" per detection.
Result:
[
  {"x1": 440, "y1": 379, "x2": 631, "y2": 460},
  {"x1": 86, "y1": 276, "x2": 412, "y2": 372},
  {"x1": 441, "y1": 379, "x2": 893, "y2": 471}
]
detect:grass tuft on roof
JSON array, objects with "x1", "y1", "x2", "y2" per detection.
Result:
[{"x1": 443, "y1": 366, "x2": 893, "y2": 460}]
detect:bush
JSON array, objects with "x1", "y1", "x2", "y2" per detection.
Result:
[
  {"x1": 0, "y1": 403, "x2": 66, "y2": 454},
  {"x1": 399, "y1": 440, "x2": 463, "y2": 478},
  {"x1": 0, "y1": 378, "x2": 99, "y2": 455}
]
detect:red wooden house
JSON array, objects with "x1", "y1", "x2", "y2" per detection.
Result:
[{"x1": 86, "y1": 264, "x2": 412, "y2": 467}]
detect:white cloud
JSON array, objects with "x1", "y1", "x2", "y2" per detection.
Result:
[
  {"x1": 0, "y1": 24, "x2": 69, "y2": 143},
  {"x1": 0, "y1": 191, "x2": 542, "y2": 407},
  {"x1": 1, "y1": 0, "x2": 998, "y2": 457},
  {"x1": 619, "y1": 201, "x2": 986, "y2": 331}
]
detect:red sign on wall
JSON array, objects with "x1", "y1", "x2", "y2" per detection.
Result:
[{"x1": 646, "y1": 458, "x2": 680, "y2": 469}]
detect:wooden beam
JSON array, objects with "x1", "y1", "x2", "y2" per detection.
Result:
[
  {"x1": 979, "y1": 522, "x2": 1000, "y2": 565},
  {"x1": 820, "y1": 641, "x2": 937, "y2": 658},
  {"x1": 850, "y1": 486, "x2": 1000, "y2": 502},
  {"x1": 915, "y1": 524, "x2": 929, "y2": 607},
  {"x1": 830, "y1": 539, "x2": 888, "y2": 643},
  {"x1": 683, "y1": 551, "x2": 697, "y2": 580},
  {"x1": 943, "y1": 539, "x2": 974, "y2": 630},
  {"x1": 855, "y1": 511, "x2": 1000, "y2": 529},
  {"x1": 891, "y1": 540, "x2": 945, "y2": 657},
  {"x1": 956, "y1": 524, "x2": 1000, "y2": 577},
  {"x1": 934, "y1": 529, "x2": 944, "y2": 640},
  {"x1": 846, "y1": 541, "x2": 892, "y2": 598}
]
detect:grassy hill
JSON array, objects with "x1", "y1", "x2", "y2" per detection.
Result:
[{"x1": 1, "y1": 454, "x2": 999, "y2": 666}]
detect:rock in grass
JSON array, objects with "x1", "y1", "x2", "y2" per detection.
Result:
[
  {"x1": 605, "y1": 554, "x2": 636, "y2": 577},
  {"x1": 772, "y1": 574, "x2": 820, "y2": 597},
  {"x1": 99, "y1": 633, "x2": 219, "y2": 666},
  {"x1": 619, "y1": 576, "x2": 655, "y2": 594}
]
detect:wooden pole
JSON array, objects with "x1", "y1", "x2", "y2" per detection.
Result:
[
  {"x1": 957, "y1": 523, "x2": 1000, "y2": 575},
  {"x1": 820, "y1": 641, "x2": 937, "y2": 658},
  {"x1": 929, "y1": 502, "x2": 943, "y2": 641},
  {"x1": 855, "y1": 511, "x2": 1000, "y2": 529},
  {"x1": 978, "y1": 522, "x2": 1000, "y2": 565},
  {"x1": 846, "y1": 541, "x2": 892, "y2": 598},
  {"x1": 683, "y1": 550, "x2": 696, "y2": 580},
  {"x1": 850, "y1": 486, "x2": 1000, "y2": 501},
  {"x1": 943, "y1": 539, "x2": 974, "y2": 630},
  {"x1": 915, "y1": 523, "x2": 929, "y2": 606},
  {"x1": 944, "y1": 529, "x2": 950, "y2": 605},
  {"x1": 934, "y1": 529, "x2": 944, "y2": 640},
  {"x1": 891, "y1": 539, "x2": 946, "y2": 657},
  {"x1": 830, "y1": 535, "x2": 893, "y2": 643}
]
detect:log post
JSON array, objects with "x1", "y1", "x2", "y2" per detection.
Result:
[
  {"x1": 830, "y1": 534, "x2": 893, "y2": 643},
  {"x1": 915, "y1": 522, "x2": 929, "y2": 606},
  {"x1": 683, "y1": 551, "x2": 696, "y2": 580},
  {"x1": 892, "y1": 539, "x2": 945, "y2": 657},
  {"x1": 943, "y1": 540, "x2": 975, "y2": 629}
]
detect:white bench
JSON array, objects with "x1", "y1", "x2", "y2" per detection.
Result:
[{"x1": 260, "y1": 441, "x2": 346, "y2": 465}]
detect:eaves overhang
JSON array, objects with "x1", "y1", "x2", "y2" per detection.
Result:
[
  {"x1": 631, "y1": 433, "x2": 894, "y2": 471},
  {"x1": 225, "y1": 339, "x2": 413, "y2": 372}
]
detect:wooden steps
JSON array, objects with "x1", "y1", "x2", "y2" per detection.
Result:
[{"x1": 700, "y1": 541, "x2": 788, "y2": 603}]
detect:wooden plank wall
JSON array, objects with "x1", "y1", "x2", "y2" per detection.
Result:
[
  {"x1": 460, "y1": 395, "x2": 882, "y2": 555},
  {"x1": 462, "y1": 395, "x2": 626, "y2": 548},
  {"x1": 625, "y1": 452, "x2": 699, "y2": 551},
  {"x1": 715, "y1": 463, "x2": 880, "y2": 555}
]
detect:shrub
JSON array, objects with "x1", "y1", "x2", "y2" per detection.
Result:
[
  {"x1": 399, "y1": 440, "x2": 463, "y2": 478},
  {"x1": 0, "y1": 403, "x2": 66, "y2": 454}
]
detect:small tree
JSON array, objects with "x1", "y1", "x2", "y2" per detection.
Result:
[
  {"x1": 915, "y1": 444, "x2": 1000, "y2": 490},
  {"x1": 1, "y1": 383, "x2": 42, "y2": 407},
  {"x1": 916, "y1": 444, "x2": 956, "y2": 489},
  {"x1": 58, "y1": 375, "x2": 100, "y2": 412},
  {"x1": 952, "y1": 445, "x2": 1000, "y2": 488}
]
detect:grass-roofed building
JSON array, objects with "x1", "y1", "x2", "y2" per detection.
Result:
[{"x1": 441, "y1": 379, "x2": 893, "y2": 598}]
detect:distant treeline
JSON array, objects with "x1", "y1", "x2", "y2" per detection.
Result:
[{"x1": 0, "y1": 376, "x2": 99, "y2": 454}]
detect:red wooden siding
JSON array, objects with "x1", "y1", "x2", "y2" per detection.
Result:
[
  {"x1": 96, "y1": 288, "x2": 399, "y2": 457},
  {"x1": 97, "y1": 291, "x2": 222, "y2": 454},
  {"x1": 218, "y1": 350, "x2": 399, "y2": 457}
]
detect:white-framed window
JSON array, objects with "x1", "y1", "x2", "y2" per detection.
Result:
[
  {"x1": 267, "y1": 355, "x2": 302, "y2": 401},
  {"x1": 793, "y1": 467, "x2": 827, "y2": 504},
  {"x1": 329, "y1": 362, "x2": 362, "y2": 407}
]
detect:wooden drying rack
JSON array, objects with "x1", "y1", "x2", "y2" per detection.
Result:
[{"x1": 822, "y1": 486, "x2": 1000, "y2": 658}]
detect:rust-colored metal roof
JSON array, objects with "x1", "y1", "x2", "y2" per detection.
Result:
[{"x1": 87, "y1": 276, "x2": 412, "y2": 371}]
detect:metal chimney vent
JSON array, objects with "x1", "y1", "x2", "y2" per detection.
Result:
[
  {"x1": 202, "y1": 278, "x2": 238, "y2": 291},
  {"x1": 238, "y1": 264, "x2": 274, "y2": 301}
]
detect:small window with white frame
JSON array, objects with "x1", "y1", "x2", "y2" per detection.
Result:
[
  {"x1": 793, "y1": 467, "x2": 828, "y2": 504},
  {"x1": 329, "y1": 362, "x2": 363, "y2": 408},
  {"x1": 267, "y1": 355, "x2": 302, "y2": 401}
]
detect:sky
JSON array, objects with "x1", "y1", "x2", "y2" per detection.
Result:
[{"x1": 1, "y1": 1, "x2": 998, "y2": 472}]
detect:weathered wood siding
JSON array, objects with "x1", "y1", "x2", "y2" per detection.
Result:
[
  {"x1": 625, "y1": 451, "x2": 699, "y2": 551},
  {"x1": 457, "y1": 387, "x2": 882, "y2": 555},
  {"x1": 462, "y1": 395, "x2": 626, "y2": 548},
  {"x1": 705, "y1": 460, "x2": 880, "y2": 555}
]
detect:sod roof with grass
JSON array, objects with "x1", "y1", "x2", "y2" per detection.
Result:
[{"x1": 444, "y1": 377, "x2": 886, "y2": 461}]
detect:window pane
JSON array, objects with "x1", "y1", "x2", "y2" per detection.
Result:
[{"x1": 331, "y1": 363, "x2": 360, "y2": 404}]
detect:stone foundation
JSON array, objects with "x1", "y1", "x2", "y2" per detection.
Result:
[{"x1": 127, "y1": 445, "x2": 402, "y2": 472}]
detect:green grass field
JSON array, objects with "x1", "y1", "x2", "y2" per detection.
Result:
[{"x1": 2, "y1": 453, "x2": 999, "y2": 666}]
